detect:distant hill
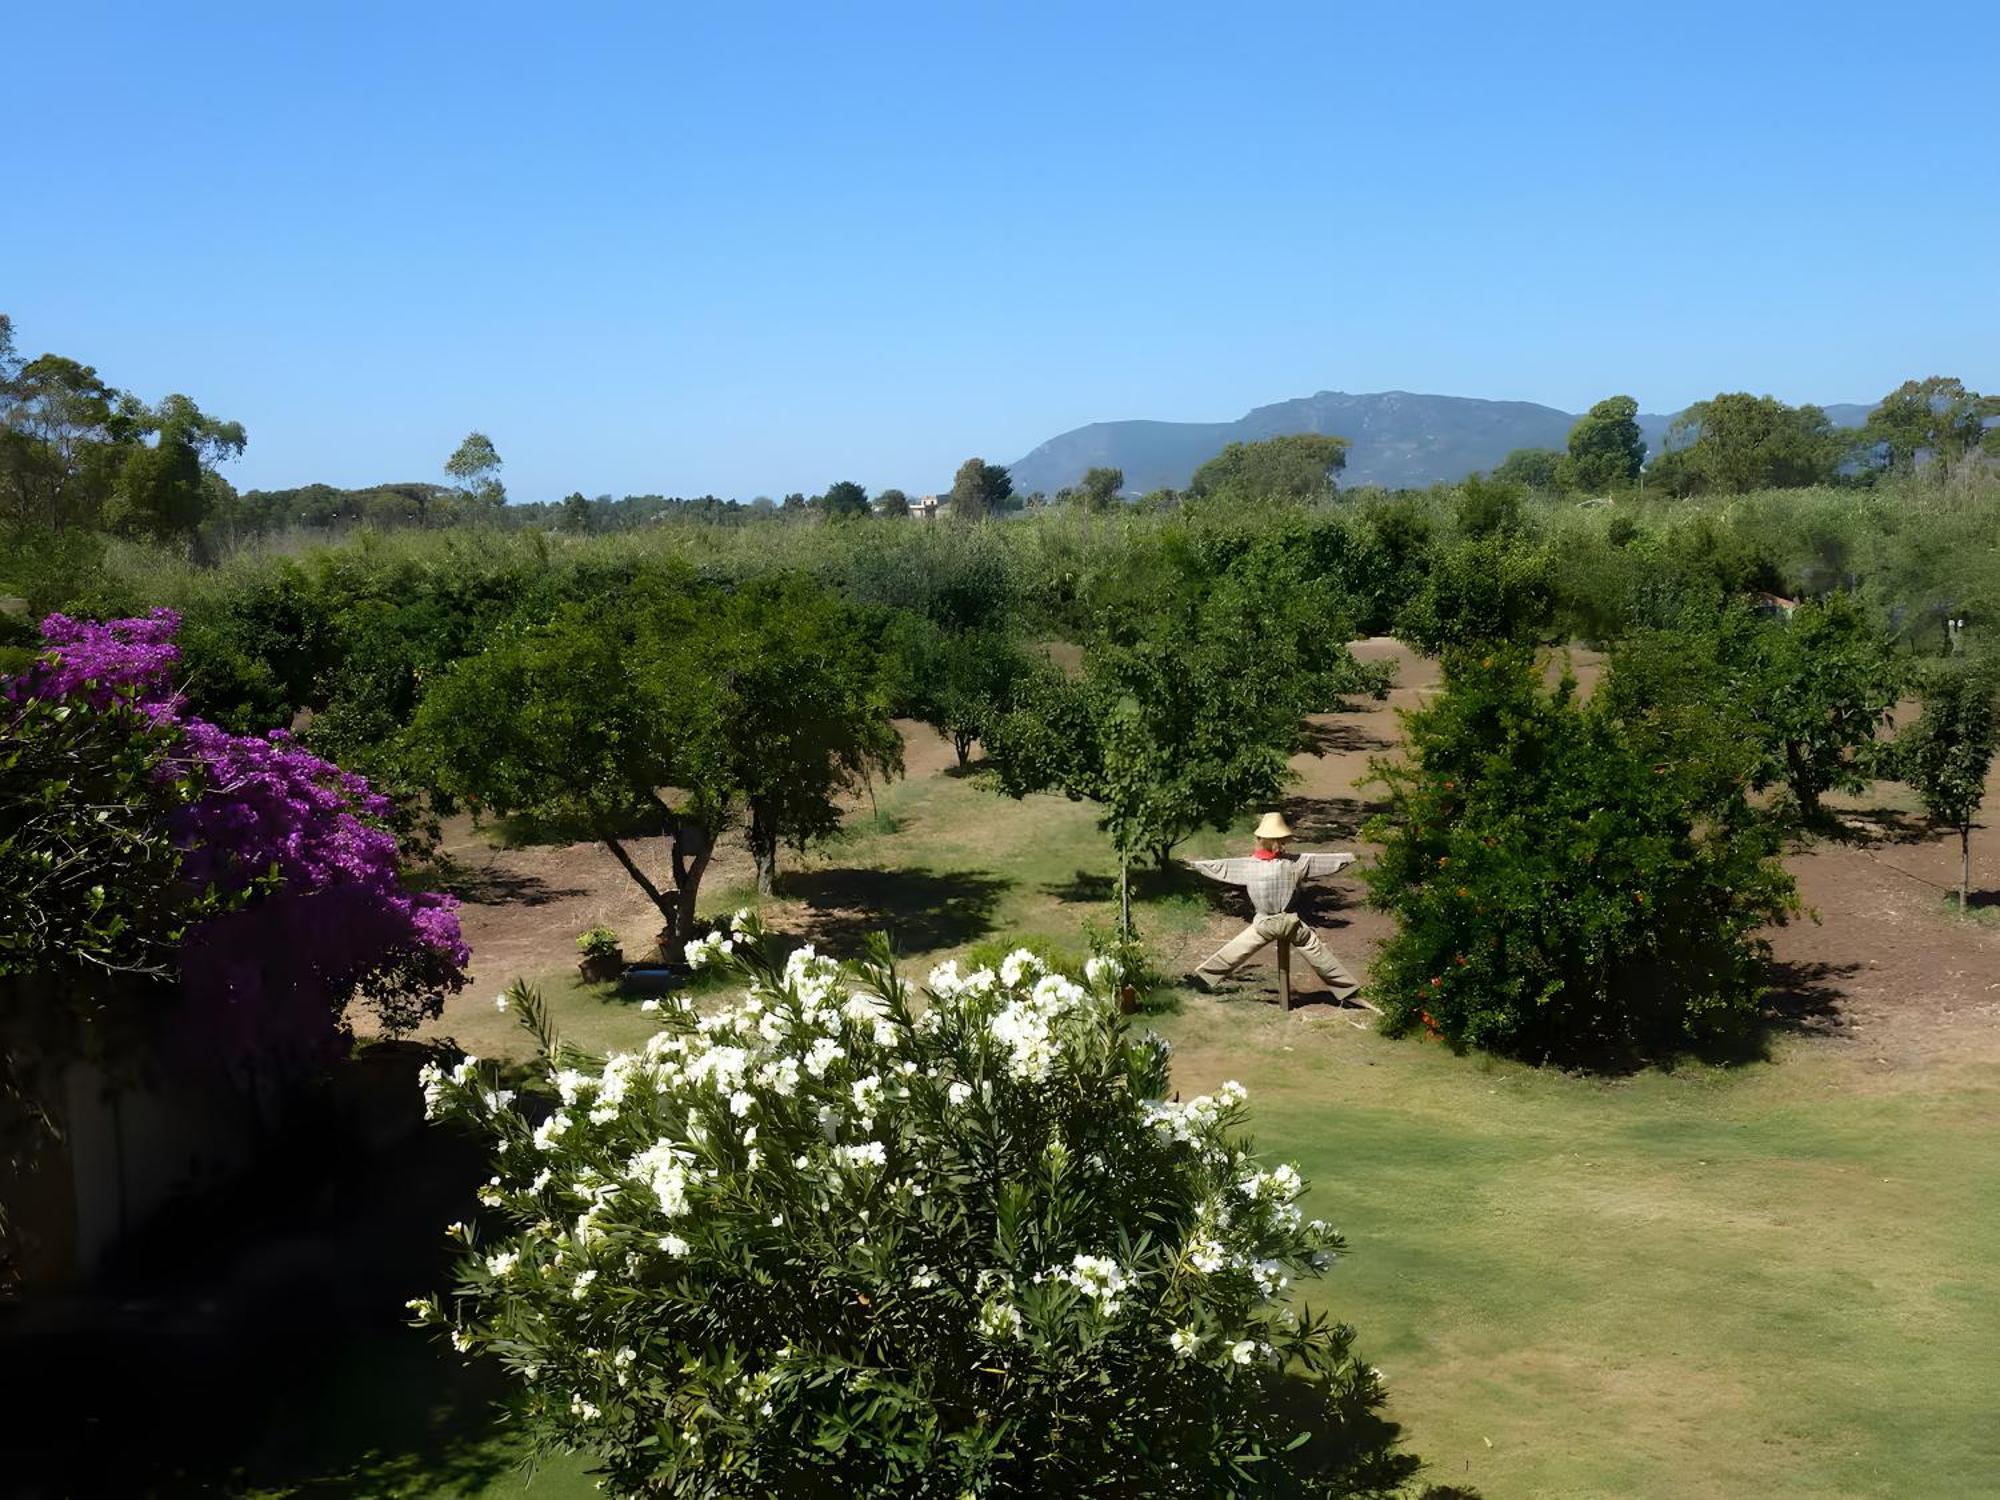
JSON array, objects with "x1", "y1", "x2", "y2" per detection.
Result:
[{"x1": 1007, "y1": 391, "x2": 1875, "y2": 495}]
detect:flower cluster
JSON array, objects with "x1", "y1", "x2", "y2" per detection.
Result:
[
  {"x1": 7, "y1": 608, "x2": 186, "y2": 710},
  {"x1": 13, "y1": 611, "x2": 468, "y2": 1067},
  {"x1": 419, "y1": 935, "x2": 1397, "y2": 1497},
  {"x1": 682, "y1": 907, "x2": 757, "y2": 969}
]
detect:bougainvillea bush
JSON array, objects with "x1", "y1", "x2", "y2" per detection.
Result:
[
  {"x1": 416, "y1": 923, "x2": 1432, "y2": 1497},
  {"x1": 5, "y1": 609, "x2": 467, "y2": 1072},
  {"x1": 1364, "y1": 646, "x2": 1797, "y2": 1067}
]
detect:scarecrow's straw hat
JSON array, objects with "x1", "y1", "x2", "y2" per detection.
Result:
[{"x1": 1254, "y1": 811, "x2": 1295, "y2": 841}]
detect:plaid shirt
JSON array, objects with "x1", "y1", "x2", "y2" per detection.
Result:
[{"x1": 1189, "y1": 852, "x2": 1355, "y2": 917}]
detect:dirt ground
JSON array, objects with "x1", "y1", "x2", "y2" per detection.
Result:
[{"x1": 427, "y1": 641, "x2": 2000, "y2": 1081}]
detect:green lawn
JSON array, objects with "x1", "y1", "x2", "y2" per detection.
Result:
[{"x1": 382, "y1": 754, "x2": 1998, "y2": 1498}]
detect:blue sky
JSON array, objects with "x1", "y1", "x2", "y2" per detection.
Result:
[{"x1": 7, "y1": 2, "x2": 1997, "y2": 500}]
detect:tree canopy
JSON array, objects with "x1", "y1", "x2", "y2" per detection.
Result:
[
  {"x1": 445, "y1": 431, "x2": 506, "y2": 509},
  {"x1": 947, "y1": 458, "x2": 1013, "y2": 521},
  {"x1": 1070, "y1": 466, "x2": 1124, "y2": 512},
  {"x1": 1563, "y1": 395, "x2": 1645, "y2": 493},
  {"x1": 1188, "y1": 434, "x2": 1349, "y2": 503},
  {"x1": 818, "y1": 480, "x2": 870, "y2": 519},
  {"x1": 1490, "y1": 447, "x2": 1565, "y2": 490},
  {"x1": 1862, "y1": 376, "x2": 1996, "y2": 476},
  {"x1": 1655, "y1": 394, "x2": 1844, "y2": 495}
]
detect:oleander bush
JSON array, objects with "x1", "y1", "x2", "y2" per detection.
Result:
[{"x1": 416, "y1": 923, "x2": 1434, "y2": 1497}]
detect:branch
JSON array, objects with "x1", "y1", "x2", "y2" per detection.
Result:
[{"x1": 599, "y1": 831, "x2": 671, "y2": 917}]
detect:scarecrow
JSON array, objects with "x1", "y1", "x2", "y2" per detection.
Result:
[{"x1": 1185, "y1": 811, "x2": 1368, "y2": 1004}]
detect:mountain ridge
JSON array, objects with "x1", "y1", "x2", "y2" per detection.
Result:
[{"x1": 1006, "y1": 390, "x2": 1874, "y2": 495}]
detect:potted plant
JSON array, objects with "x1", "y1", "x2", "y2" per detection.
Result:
[{"x1": 575, "y1": 925, "x2": 624, "y2": 983}]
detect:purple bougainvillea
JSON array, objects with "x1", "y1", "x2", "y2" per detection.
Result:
[
  {"x1": 8, "y1": 609, "x2": 187, "y2": 711},
  {"x1": 16, "y1": 610, "x2": 467, "y2": 1072}
]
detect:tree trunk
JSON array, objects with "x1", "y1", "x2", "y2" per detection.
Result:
[
  {"x1": 954, "y1": 733, "x2": 974, "y2": 769},
  {"x1": 1962, "y1": 824, "x2": 1973, "y2": 909},
  {"x1": 750, "y1": 801, "x2": 778, "y2": 896},
  {"x1": 1786, "y1": 742, "x2": 1820, "y2": 822},
  {"x1": 669, "y1": 822, "x2": 714, "y2": 948},
  {"x1": 1118, "y1": 851, "x2": 1132, "y2": 943},
  {"x1": 599, "y1": 832, "x2": 675, "y2": 927}
]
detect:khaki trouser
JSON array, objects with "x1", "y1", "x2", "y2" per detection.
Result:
[{"x1": 1195, "y1": 913, "x2": 1360, "y2": 999}]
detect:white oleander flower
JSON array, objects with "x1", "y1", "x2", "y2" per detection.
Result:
[
  {"x1": 977, "y1": 1298, "x2": 1024, "y2": 1340},
  {"x1": 1170, "y1": 1327, "x2": 1201, "y2": 1359},
  {"x1": 1062, "y1": 1252, "x2": 1129, "y2": 1315},
  {"x1": 946, "y1": 1080, "x2": 974, "y2": 1108},
  {"x1": 658, "y1": 1233, "x2": 689, "y2": 1256},
  {"x1": 835, "y1": 1140, "x2": 888, "y2": 1171},
  {"x1": 999, "y1": 948, "x2": 1039, "y2": 986},
  {"x1": 1185, "y1": 1235, "x2": 1229, "y2": 1274},
  {"x1": 533, "y1": 1112, "x2": 572, "y2": 1152},
  {"x1": 629, "y1": 1139, "x2": 696, "y2": 1216},
  {"x1": 570, "y1": 1269, "x2": 597, "y2": 1301},
  {"x1": 1230, "y1": 1339, "x2": 1259, "y2": 1366},
  {"x1": 417, "y1": 1060, "x2": 445, "y2": 1119},
  {"x1": 487, "y1": 1249, "x2": 520, "y2": 1278}
]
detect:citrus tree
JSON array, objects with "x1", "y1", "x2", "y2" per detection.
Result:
[
  {"x1": 1747, "y1": 594, "x2": 1899, "y2": 822},
  {"x1": 1893, "y1": 664, "x2": 1998, "y2": 906},
  {"x1": 1364, "y1": 646, "x2": 1797, "y2": 1066},
  {"x1": 416, "y1": 927, "x2": 1435, "y2": 1496}
]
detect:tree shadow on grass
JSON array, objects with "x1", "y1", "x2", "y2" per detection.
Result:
[
  {"x1": 1825, "y1": 807, "x2": 1932, "y2": 846},
  {"x1": 1282, "y1": 794, "x2": 1391, "y2": 844},
  {"x1": 1299, "y1": 719, "x2": 1394, "y2": 757},
  {"x1": 781, "y1": 867, "x2": 1013, "y2": 957},
  {"x1": 427, "y1": 854, "x2": 589, "y2": 909},
  {"x1": 1041, "y1": 862, "x2": 1212, "y2": 907},
  {"x1": 1762, "y1": 957, "x2": 1863, "y2": 1041}
]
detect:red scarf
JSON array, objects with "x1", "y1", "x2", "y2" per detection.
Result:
[{"x1": 1253, "y1": 847, "x2": 1280, "y2": 860}]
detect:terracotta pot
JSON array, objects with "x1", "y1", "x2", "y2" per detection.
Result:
[
  {"x1": 1119, "y1": 983, "x2": 1138, "y2": 1015},
  {"x1": 578, "y1": 951, "x2": 624, "y2": 983}
]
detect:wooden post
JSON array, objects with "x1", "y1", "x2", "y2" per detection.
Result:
[{"x1": 1277, "y1": 937, "x2": 1292, "y2": 1013}]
